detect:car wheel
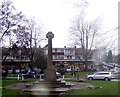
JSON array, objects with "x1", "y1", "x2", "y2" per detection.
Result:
[
  {"x1": 104, "y1": 77, "x2": 109, "y2": 81},
  {"x1": 89, "y1": 77, "x2": 93, "y2": 80}
]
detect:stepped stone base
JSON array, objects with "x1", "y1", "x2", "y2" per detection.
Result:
[{"x1": 22, "y1": 80, "x2": 72, "y2": 97}]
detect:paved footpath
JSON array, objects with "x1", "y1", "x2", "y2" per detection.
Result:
[
  {"x1": 4, "y1": 83, "x2": 27, "y2": 89},
  {"x1": 5, "y1": 82, "x2": 95, "y2": 90},
  {"x1": 4, "y1": 77, "x2": 95, "y2": 90}
]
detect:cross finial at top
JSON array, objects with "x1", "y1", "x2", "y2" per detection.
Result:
[{"x1": 46, "y1": 31, "x2": 54, "y2": 39}]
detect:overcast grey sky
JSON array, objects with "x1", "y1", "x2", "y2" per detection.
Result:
[{"x1": 10, "y1": 0, "x2": 118, "y2": 48}]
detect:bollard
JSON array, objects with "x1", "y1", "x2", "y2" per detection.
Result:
[
  {"x1": 73, "y1": 73, "x2": 75, "y2": 78},
  {"x1": 62, "y1": 75, "x2": 65, "y2": 79},
  {"x1": 74, "y1": 73, "x2": 76, "y2": 78},
  {"x1": 22, "y1": 75, "x2": 24, "y2": 80},
  {"x1": 76, "y1": 75, "x2": 79, "y2": 80},
  {"x1": 18, "y1": 74, "x2": 20, "y2": 80},
  {"x1": 34, "y1": 75, "x2": 35, "y2": 78},
  {"x1": 40, "y1": 74, "x2": 42, "y2": 80}
]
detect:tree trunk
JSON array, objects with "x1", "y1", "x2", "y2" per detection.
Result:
[{"x1": 84, "y1": 60, "x2": 88, "y2": 71}]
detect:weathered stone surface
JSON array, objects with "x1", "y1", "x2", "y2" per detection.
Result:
[{"x1": 44, "y1": 32, "x2": 56, "y2": 82}]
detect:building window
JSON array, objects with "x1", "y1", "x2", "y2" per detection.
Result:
[
  {"x1": 67, "y1": 56, "x2": 69, "y2": 59},
  {"x1": 57, "y1": 55, "x2": 64, "y2": 60}
]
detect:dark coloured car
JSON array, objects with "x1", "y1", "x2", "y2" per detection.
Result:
[
  {"x1": 35, "y1": 71, "x2": 44, "y2": 78},
  {"x1": 20, "y1": 69, "x2": 28, "y2": 74},
  {"x1": 8, "y1": 70, "x2": 13, "y2": 74},
  {"x1": 22, "y1": 71, "x2": 35, "y2": 78},
  {"x1": 15, "y1": 69, "x2": 20, "y2": 74},
  {"x1": 0, "y1": 70, "x2": 7, "y2": 78}
]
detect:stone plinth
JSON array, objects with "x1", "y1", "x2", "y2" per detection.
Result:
[{"x1": 44, "y1": 68, "x2": 56, "y2": 82}]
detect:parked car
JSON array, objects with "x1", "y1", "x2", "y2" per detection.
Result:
[
  {"x1": 35, "y1": 71, "x2": 44, "y2": 78},
  {"x1": 0, "y1": 70, "x2": 7, "y2": 78},
  {"x1": 15, "y1": 69, "x2": 20, "y2": 74},
  {"x1": 20, "y1": 69, "x2": 28, "y2": 74},
  {"x1": 8, "y1": 70, "x2": 13, "y2": 74},
  {"x1": 56, "y1": 72, "x2": 61, "y2": 78},
  {"x1": 22, "y1": 71, "x2": 36, "y2": 78},
  {"x1": 36, "y1": 72, "x2": 61, "y2": 79},
  {"x1": 87, "y1": 71, "x2": 115, "y2": 81}
]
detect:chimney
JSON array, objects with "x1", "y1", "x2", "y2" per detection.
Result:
[{"x1": 64, "y1": 46, "x2": 66, "y2": 48}]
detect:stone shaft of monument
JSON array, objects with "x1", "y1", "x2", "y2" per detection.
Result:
[
  {"x1": 44, "y1": 32, "x2": 56, "y2": 82},
  {"x1": 47, "y1": 35, "x2": 53, "y2": 68}
]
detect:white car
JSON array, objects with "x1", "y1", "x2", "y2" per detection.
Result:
[{"x1": 87, "y1": 71, "x2": 115, "y2": 81}]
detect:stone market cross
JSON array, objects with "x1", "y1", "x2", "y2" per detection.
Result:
[{"x1": 44, "y1": 32, "x2": 56, "y2": 82}]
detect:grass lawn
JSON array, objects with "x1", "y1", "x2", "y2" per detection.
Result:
[
  {"x1": 7, "y1": 74, "x2": 19, "y2": 77},
  {"x1": 63, "y1": 72, "x2": 119, "y2": 96},
  {"x1": 1, "y1": 72, "x2": 119, "y2": 96},
  {"x1": 2, "y1": 78, "x2": 36, "y2": 87},
  {"x1": 63, "y1": 80, "x2": 119, "y2": 96},
  {"x1": 64, "y1": 72, "x2": 92, "y2": 78},
  {"x1": 64, "y1": 72, "x2": 73, "y2": 78},
  {"x1": 76, "y1": 72, "x2": 92, "y2": 78},
  {"x1": 2, "y1": 89, "x2": 21, "y2": 97},
  {"x1": 2, "y1": 80, "x2": 20, "y2": 87},
  {"x1": 1, "y1": 78, "x2": 37, "y2": 96}
]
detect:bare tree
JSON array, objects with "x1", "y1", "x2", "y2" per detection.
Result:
[
  {"x1": 14, "y1": 17, "x2": 44, "y2": 70},
  {"x1": 69, "y1": 0, "x2": 118, "y2": 70},
  {"x1": 0, "y1": 0, "x2": 44, "y2": 71},
  {"x1": 70, "y1": 16, "x2": 101, "y2": 70},
  {"x1": 0, "y1": 0, "x2": 30, "y2": 63},
  {"x1": 24, "y1": 18, "x2": 44, "y2": 62},
  {"x1": 69, "y1": 0, "x2": 101, "y2": 70},
  {"x1": 0, "y1": 0, "x2": 24, "y2": 42}
]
